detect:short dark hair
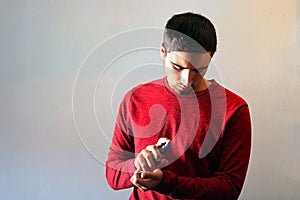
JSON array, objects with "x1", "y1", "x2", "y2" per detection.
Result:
[{"x1": 163, "y1": 12, "x2": 217, "y2": 57}]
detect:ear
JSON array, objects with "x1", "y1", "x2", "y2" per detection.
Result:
[{"x1": 160, "y1": 43, "x2": 166, "y2": 59}]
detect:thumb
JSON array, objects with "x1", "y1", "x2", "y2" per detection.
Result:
[
  {"x1": 140, "y1": 171, "x2": 153, "y2": 179},
  {"x1": 140, "y1": 170, "x2": 162, "y2": 179}
]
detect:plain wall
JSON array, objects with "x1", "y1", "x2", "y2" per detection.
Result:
[{"x1": 0, "y1": 0, "x2": 299, "y2": 199}]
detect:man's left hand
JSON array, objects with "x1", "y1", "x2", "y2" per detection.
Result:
[{"x1": 130, "y1": 169, "x2": 163, "y2": 191}]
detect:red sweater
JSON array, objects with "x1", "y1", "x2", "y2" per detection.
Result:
[{"x1": 106, "y1": 78, "x2": 251, "y2": 200}]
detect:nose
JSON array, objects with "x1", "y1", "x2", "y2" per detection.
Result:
[{"x1": 181, "y1": 69, "x2": 193, "y2": 87}]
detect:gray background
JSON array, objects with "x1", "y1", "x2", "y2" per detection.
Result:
[{"x1": 1, "y1": 0, "x2": 299, "y2": 199}]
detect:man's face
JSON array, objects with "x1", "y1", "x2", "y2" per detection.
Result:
[{"x1": 161, "y1": 47, "x2": 211, "y2": 95}]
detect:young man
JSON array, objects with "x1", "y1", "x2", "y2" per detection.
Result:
[{"x1": 106, "y1": 12, "x2": 251, "y2": 200}]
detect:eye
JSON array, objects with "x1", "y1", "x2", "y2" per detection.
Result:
[{"x1": 172, "y1": 64, "x2": 182, "y2": 71}]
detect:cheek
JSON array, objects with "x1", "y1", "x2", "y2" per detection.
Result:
[
  {"x1": 168, "y1": 72, "x2": 181, "y2": 82},
  {"x1": 165, "y1": 68, "x2": 178, "y2": 79}
]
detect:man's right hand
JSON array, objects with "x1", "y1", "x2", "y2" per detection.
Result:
[{"x1": 134, "y1": 137, "x2": 170, "y2": 172}]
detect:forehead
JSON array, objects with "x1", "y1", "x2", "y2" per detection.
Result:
[{"x1": 168, "y1": 51, "x2": 211, "y2": 67}]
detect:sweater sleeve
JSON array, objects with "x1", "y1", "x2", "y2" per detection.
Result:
[
  {"x1": 106, "y1": 92, "x2": 136, "y2": 190},
  {"x1": 153, "y1": 105, "x2": 252, "y2": 200}
]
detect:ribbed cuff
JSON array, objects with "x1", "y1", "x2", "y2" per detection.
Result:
[{"x1": 152, "y1": 169, "x2": 177, "y2": 195}]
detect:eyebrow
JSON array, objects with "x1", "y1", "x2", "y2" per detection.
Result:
[{"x1": 170, "y1": 61, "x2": 208, "y2": 71}]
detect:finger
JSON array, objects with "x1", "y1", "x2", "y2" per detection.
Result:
[
  {"x1": 131, "y1": 172, "x2": 149, "y2": 192},
  {"x1": 135, "y1": 183, "x2": 148, "y2": 192},
  {"x1": 131, "y1": 170, "x2": 140, "y2": 180},
  {"x1": 130, "y1": 172, "x2": 138, "y2": 185},
  {"x1": 134, "y1": 176, "x2": 151, "y2": 191},
  {"x1": 147, "y1": 169, "x2": 163, "y2": 178},
  {"x1": 135, "y1": 155, "x2": 149, "y2": 172},
  {"x1": 156, "y1": 137, "x2": 170, "y2": 146},
  {"x1": 131, "y1": 172, "x2": 143, "y2": 184},
  {"x1": 131, "y1": 177, "x2": 146, "y2": 192},
  {"x1": 146, "y1": 145, "x2": 161, "y2": 161},
  {"x1": 139, "y1": 172, "x2": 156, "y2": 180},
  {"x1": 138, "y1": 157, "x2": 149, "y2": 172},
  {"x1": 141, "y1": 149, "x2": 155, "y2": 170},
  {"x1": 135, "y1": 170, "x2": 163, "y2": 190}
]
